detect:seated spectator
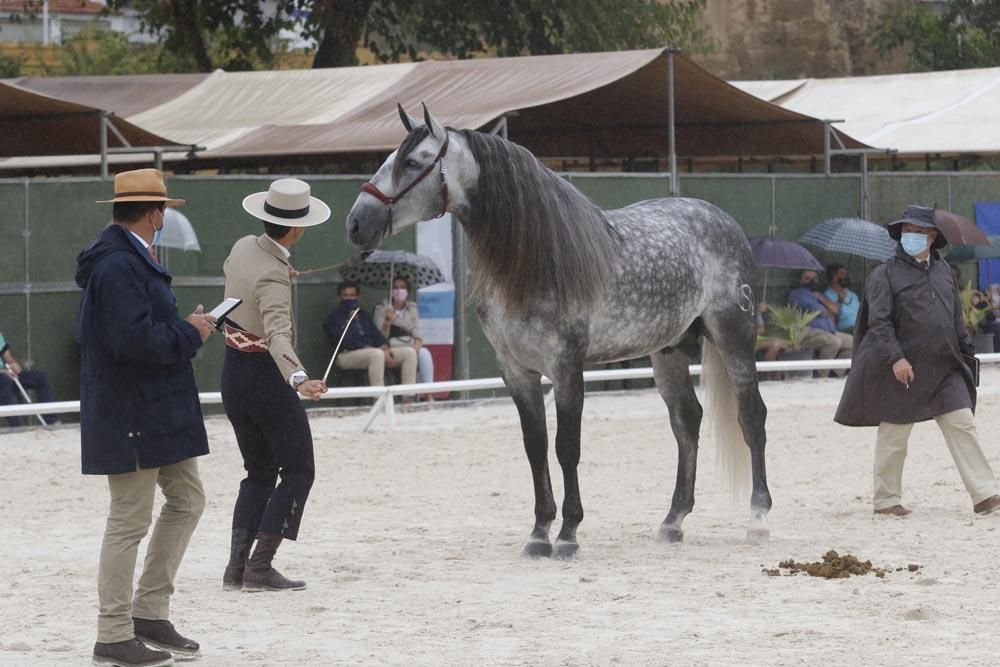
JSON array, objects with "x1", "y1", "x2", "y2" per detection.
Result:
[
  {"x1": 788, "y1": 270, "x2": 853, "y2": 378},
  {"x1": 822, "y1": 263, "x2": 860, "y2": 334},
  {"x1": 972, "y1": 289, "x2": 1000, "y2": 352},
  {"x1": 323, "y1": 282, "x2": 416, "y2": 389},
  {"x1": 0, "y1": 328, "x2": 58, "y2": 426},
  {"x1": 755, "y1": 300, "x2": 789, "y2": 381},
  {"x1": 373, "y1": 276, "x2": 435, "y2": 388}
]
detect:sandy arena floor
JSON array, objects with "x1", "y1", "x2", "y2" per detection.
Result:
[{"x1": 2, "y1": 370, "x2": 1000, "y2": 666}]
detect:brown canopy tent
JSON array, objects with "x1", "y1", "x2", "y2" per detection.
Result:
[
  {"x1": 209, "y1": 48, "x2": 870, "y2": 181},
  {"x1": 0, "y1": 80, "x2": 199, "y2": 172}
]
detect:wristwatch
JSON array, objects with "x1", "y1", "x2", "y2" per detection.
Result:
[{"x1": 290, "y1": 371, "x2": 308, "y2": 388}]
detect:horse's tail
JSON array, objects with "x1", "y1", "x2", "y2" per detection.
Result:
[{"x1": 701, "y1": 339, "x2": 750, "y2": 501}]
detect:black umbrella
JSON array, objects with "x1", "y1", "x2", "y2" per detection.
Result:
[{"x1": 338, "y1": 250, "x2": 447, "y2": 292}]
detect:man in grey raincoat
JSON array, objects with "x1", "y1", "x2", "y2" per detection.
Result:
[{"x1": 835, "y1": 205, "x2": 1000, "y2": 517}]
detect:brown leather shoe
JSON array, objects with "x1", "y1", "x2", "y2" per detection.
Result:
[
  {"x1": 973, "y1": 495, "x2": 1000, "y2": 515},
  {"x1": 874, "y1": 505, "x2": 911, "y2": 516}
]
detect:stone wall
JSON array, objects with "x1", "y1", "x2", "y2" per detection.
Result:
[{"x1": 690, "y1": 0, "x2": 912, "y2": 79}]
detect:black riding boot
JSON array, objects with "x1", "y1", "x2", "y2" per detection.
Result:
[
  {"x1": 242, "y1": 531, "x2": 306, "y2": 592},
  {"x1": 222, "y1": 528, "x2": 256, "y2": 591}
]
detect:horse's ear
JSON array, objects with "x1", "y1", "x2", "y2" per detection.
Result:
[
  {"x1": 398, "y1": 103, "x2": 419, "y2": 133},
  {"x1": 421, "y1": 101, "x2": 446, "y2": 139}
]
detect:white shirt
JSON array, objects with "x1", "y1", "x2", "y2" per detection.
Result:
[{"x1": 264, "y1": 233, "x2": 291, "y2": 259}]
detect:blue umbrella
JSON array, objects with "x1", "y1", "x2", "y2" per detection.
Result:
[
  {"x1": 799, "y1": 217, "x2": 894, "y2": 261},
  {"x1": 748, "y1": 235, "x2": 823, "y2": 300}
]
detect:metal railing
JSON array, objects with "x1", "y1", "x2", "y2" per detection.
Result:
[{"x1": 3, "y1": 355, "x2": 998, "y2": 433}]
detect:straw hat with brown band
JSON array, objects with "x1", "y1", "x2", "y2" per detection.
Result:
[{"x1": 96, "y1": 168, "x2": 185, "y2": 207}]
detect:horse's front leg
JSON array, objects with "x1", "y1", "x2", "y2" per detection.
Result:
[
  {"x1": 505, "y1": 370, "x2": 556, "y2": 558},
  {"x1": 651, "y1": 348, "x2": 703, "y2": 543},
  {"x1": 551, "y1": 365, "x2": 585, "y2": 560}
]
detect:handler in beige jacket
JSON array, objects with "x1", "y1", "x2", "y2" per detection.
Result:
[{"x1": 219, "y1": 178, "x2": 329, "y2": 592}]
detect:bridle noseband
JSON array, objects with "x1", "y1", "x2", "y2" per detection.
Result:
[{"x1": 361, "y1": 132, "x2": 450, "y2": 235}]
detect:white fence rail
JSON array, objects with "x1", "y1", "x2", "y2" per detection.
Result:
[{"x1": 4, "y1": 354, "x2": 999, "y2": 433}]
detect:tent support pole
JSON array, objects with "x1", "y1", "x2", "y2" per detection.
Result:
[
  {"x1": 823, "y1": 121, "x2": 831, "y2": 176},
  {"x1": 667, "y1": 50, "x2": 678, "y2": 196},
  {"x1": 100, "y1": 113, "x2": 109, "y2": 179}
]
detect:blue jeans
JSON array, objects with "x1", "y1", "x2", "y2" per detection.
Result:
[{"x1": 0, "y1": 369, "x2": 57, "y2": 426}]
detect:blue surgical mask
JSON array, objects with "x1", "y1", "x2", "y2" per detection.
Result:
[
  {"x1": 151, "y1": 209, "x2": 164, "y2": 245},
  {"x1": 341, "y1": 298, "x2": 359, "y2": 310},
  {"x1": 900, "y1": 232, "x2": 929, "y2": 256}
]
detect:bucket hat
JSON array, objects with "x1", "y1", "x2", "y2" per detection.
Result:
[{"x1": 887, "y1": 204, "x2": 947, "y2": 249}]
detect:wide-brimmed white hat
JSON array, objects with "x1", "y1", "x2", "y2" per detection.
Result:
[{"x1": 242, "y1": 178, "x2": 330, "y2": 227}]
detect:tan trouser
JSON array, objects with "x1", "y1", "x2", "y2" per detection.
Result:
[
  {"x1": 337, "y1": 346, "x2": 417, "y2": 386},
  {"x1": 98, "y1": 458, "x2": 205, "y2": 643},
  {"x1": 809, "y1": 330, "x2": 853, "y2": 378},
  {"x1": 874, "y1": 408, "x2": 998, "y2": 511}
]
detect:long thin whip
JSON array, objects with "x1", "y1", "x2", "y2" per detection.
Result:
[
  {"x1": 322, "y1": 308, "x2": 360, "y2": 384},
  {"x1": 11, "y1": 374, "x2": 47, "y2": 426}
]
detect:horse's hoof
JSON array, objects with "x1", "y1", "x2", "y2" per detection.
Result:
[
  {"x1": 522, "y1": 540, "x2": 553, "y2": 559},
  {"x1": 551, "y1": 540, "x2": 579, "y2": 561},
  {"x1": 745, "y1": 528, "x2": 770, "y2": 545},
  {"x1": 657, "y1": 526, "x2": 684, "y2": 543}
]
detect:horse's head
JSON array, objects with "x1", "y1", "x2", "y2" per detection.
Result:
[{"x1": 347, "y1": 103, "x2": 476, "y2": 252}]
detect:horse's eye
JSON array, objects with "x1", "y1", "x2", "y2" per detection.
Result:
[{"x1": 404, "y1": 158, "x2": 419, "y2": 169}]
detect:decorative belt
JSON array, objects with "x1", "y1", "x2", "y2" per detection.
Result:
[{"x1": 224, "y1": 323, "x2": 268, "y2": 353}]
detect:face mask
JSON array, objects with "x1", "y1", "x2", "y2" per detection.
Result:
[
  {"x1": 150, "y1": 209, "x2": 165, "y2": 245},
  {"x1": 392, "y1": 288, "x2": 408, "y2": 303},
  {"x1": 900, "y1": 232, "x2": 929, "y2": 256},
  {"x1": 804, "y1": 280, "x2": 819, "y2": 291},
  {"x1": 340, "y1": 298, "x2": 358, "y2": 310},
  {"x1": 839, "y1": 277, "x2": 851, "y2": 288}
]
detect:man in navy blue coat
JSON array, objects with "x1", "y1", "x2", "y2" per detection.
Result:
[{"x1": 76, "y1": 169, "x2": 216, "y2": 667}]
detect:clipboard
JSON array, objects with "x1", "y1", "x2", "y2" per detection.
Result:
[{"x1": 962, "y1": 353, "x2": 980, "y2": 387}]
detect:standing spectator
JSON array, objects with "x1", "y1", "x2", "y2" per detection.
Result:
[
  {"x1": 835, "y1": 204, "x2": 1000, "y2": 517},
  {"x1": 76, "y1": 169, "x2": 215, "y2": 666},
  {"x1": 823, "y1": 263, "x2": 860, "y2": 334},
  {"x1": 0, "y1": 328, "x2": 57, "y2": 426},
  {"x1": 220, "y1": 178, "x2": 329, "y2": 593},
  {"x1": 788, "y1": 269, "x2": 853, "y2": 377},
  {"x1": 324, "y1": 282, "x2": 416, "y2": 388},
  {"x1": 373, "y1": 275, "x2": 435, "y2": 387}
]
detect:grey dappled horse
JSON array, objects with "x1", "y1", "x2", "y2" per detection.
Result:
[{"x1": 346, "y1": 104, "x2": 771, "y2": 559}]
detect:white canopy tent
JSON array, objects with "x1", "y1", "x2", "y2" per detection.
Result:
[{"x1": 732, "y1": 66, "x2": 1000, "y2": 155}]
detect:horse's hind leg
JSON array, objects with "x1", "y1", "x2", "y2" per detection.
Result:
[
  {"x1": 651, "y1": 337, "x2": 703, "y2": 543},
  {"x1": 705, "y1": 311, "x2": 772, "y2": 542},
  {"x1": 504, "y1": 369, "x2": 557, "y2": 558}
]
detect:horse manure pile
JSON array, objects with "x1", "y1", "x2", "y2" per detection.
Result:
[{"x1": 762, "y1": 550, "x2": 922, "y2": 579}]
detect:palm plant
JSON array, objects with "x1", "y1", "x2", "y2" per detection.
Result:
[{"x1": 761, "y1": 305, "x2": 822, "y2": 352}]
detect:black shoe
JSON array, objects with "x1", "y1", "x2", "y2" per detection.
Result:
[
  {"x1": 132, "y1": 619, "x2": 200, "y2": 658},
  {"x1": 92, "y1": 638, "x2": 173, "y2": 667}
]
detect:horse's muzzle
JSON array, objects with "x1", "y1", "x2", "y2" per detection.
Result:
[{"x1": 346, "y1": 207, "x2": 387, "y2": 252}]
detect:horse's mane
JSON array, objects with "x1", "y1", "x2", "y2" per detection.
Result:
[{"x1": 455, "y1": 129, "x2": 620, "y2": 314}]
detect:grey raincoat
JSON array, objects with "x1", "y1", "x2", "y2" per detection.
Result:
[{"x1": 834, "y1": 246, "x2": 976, "y2": 427}]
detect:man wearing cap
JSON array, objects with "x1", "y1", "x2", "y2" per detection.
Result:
[
  {"x1": 76, "y1": 169, "x2": 216, "y2": 666},
  {"x1": 836, "y1": 204, "x2": 1000, "y2": 517},
  {"x1": 220, "y1": 178, "x2": 329, "y2": 592}
]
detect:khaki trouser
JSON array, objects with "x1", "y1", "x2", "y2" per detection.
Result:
[
  {"x1": 808, "y1": 330, "x2": 853, "y2": 378},
  {"x1": 874, "y1": 408, "x2": 999, "y2": 511},
  {"x1": 98, "y1": 458, "x2": 205, "y2": 643},
  {"x1": 337, "y1": 346, "x2": 417, "y2": 386}
]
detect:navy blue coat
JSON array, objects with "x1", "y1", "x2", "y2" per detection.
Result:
[{"x1": 75, "y1": 224, "x2": 209, "y2": 475}]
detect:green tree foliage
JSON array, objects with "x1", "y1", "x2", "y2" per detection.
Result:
[
  {"x1": 869, "y1": 0, "x2": 1000, "y2": 72},
  {"x1": 0, "y1": 51, "x2": 23, "y2": 77},
  {"x1": 103, "y1": 0, "x2": 711, "y2": 71},
  {"x1": 46, "y1": 27, "x2": 193, "y2": 76}
]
